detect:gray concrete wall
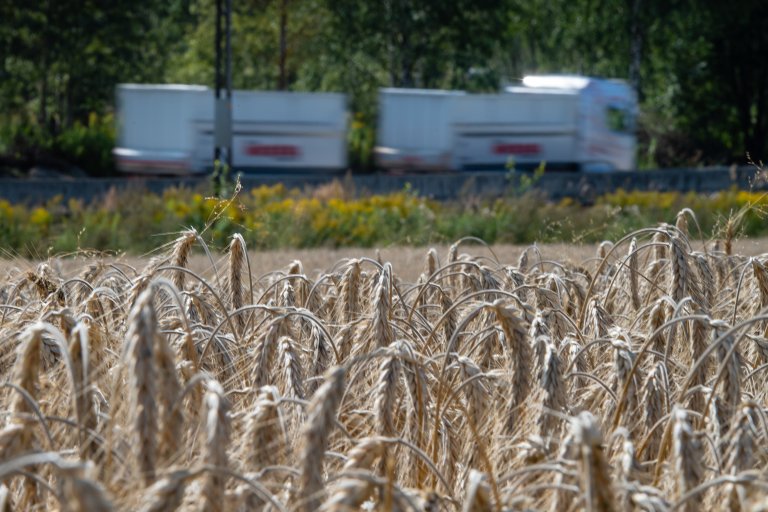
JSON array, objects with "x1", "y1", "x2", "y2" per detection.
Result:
[{"x1": 0, "y1": 166, "x2": 765, "y2": 205}]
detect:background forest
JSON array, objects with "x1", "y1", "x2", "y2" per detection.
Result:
[{"x1": 1, "y1": 0, "x2": 767, "y2": 175}]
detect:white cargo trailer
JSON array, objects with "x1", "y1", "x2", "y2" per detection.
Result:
[
  {"x1": 375, "y1": 89, "x2": 465, "y2": 171},
  {"x1": 114, "y1": 84, "x2": 348, "y2": 174},
  {"x1": 375, "y1": 75, "x2": 637, "y2": 172}
]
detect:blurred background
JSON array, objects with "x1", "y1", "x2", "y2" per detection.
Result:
[{"x1": 1, "y1": 0, "x2": 766, "y2": 176}]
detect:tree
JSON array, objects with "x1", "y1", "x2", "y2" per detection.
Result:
[
  {"x1": 1, "y1": 0, "x2": 186, "y2": 130},
  {"x1": 322, "y1": 0, "x2": 508, "y2": 90},
  {"x1": 165, "y1": 0, "x2": 329, "y2": 91},
  {"x1": 671, "y1": 0, "x2": 768, "y2": 163}
]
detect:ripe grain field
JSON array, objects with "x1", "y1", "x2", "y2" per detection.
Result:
[{"x1": 2, "y1": 221, "x2": 768, "y2": 510}]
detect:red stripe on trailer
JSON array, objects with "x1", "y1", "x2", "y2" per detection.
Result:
[
  {"x1": 244, "y1": 144, "x2": 300, "y2": 157},
  {"x1": 492, "y1": 143, "x2": 541, "y2": 155}
]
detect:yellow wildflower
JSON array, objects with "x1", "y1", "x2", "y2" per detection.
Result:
[{"x1": 30, "y1": 207, "x2": 52, "y2": 226}]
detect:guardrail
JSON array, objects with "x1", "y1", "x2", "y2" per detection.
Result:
[{"x1": 0, "y1": 166, "x2": 765, "y2": 205}]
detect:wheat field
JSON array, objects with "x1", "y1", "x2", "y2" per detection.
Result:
[{"x1": 2, "y1": 213, "x2": 768, "y2": 511}]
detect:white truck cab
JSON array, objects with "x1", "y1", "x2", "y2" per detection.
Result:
[{"x1": 517, "y1": 75, "x2": 637, "y2": 172}]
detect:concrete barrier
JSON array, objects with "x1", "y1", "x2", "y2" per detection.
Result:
[{"x1": 0, "y1": 166, "x2": 765, "y2": 205}]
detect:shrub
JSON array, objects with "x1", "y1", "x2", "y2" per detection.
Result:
[
  {"x1": 0, "y1": 112, "x2": 116, "y2": 176},
  {"x1": 53, "y1": 112, "x2": 116, "y2": 176}
]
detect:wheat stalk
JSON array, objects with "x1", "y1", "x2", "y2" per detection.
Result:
[
  {"x1": 627, "y1": 237, "x2": 641, "y2": 311},
  {"x1": 137, "y1": 470, "x2": 196, "y2": 512},
  {"x1": 370, "y1": 268, "x2": 394, "y2": 350},
  {"x1": 309, "y1": 321, "x2": 332, "y2": 396},
  {"x1": 536, "y1": 339, "x2": 565, "y2": 441},
  {"x1": 154, "y1": 323, "x2": 184, "y2": 464},
  {"x1": 571, "y1": 412, "x2": 615, "y2": 512},
  {"x1": 125, "y1": 288, "x2": 159, "y2": 486},
  {"x1": 200, "y1": 379, "x2": 230, "y2": 512},
  {"x1": 462, "y1": 470, "x2": 493, "y2": 512},
  {"x1": 68, "y1": 324, "x2": 98, "y2": 459},
  {"x1": 641, "y1": 363, "x2": 667, "y2": 460},
  {"x1": 57, "y1": 462, "x2": 114, "y2": 512},
  {"x1": 672, "y1": 408, "x2": 704, "y2": 511},
  {"x1": 228, "y1": 234, "x2": 246, "y2": 334},
  {"x1": 711, "y1": 320, "x2": 741, "y2": 426},
  {"x1": 338, "y1": 259, "x2": 362, "y2": 324},
  {"x1": 374, "y1": 345, "x2": 401, "y2": 436},
  {"x1": 278, "y1": 335, "x2": 306, "y2": 403},
  {"x1": 244, "y1": 385, "x2": 284, "y2": 470},
  {"x1": 252, "y1": 318, "x2": 282, "y2": 388},
  {"x1": 670, "y1": 235, "x2": 690, "y2": 303},
  {"x1": 492, "y1": 301, "x2": 531, "y2": 434},
  {"x1": 298, "y1": 366, "x2": 346, "y2": 512},
  {"x1": 170, "y1": 230, "x2": 198, "y2": 292}
]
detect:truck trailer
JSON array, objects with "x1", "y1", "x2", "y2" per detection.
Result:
[
  {"x1": 375, "y1": 75, "x2": 637, "y2": 172},
  {"x1": 113, "y1": 84, "x2": 348, "y2": 175}
]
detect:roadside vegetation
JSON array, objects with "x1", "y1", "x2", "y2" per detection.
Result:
[{"x1": 1, "y1": 182, "x2": 766, "y2": 257}]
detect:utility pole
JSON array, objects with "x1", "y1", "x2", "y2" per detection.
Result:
[
  {"x1": 278, "y1": 0, "x2": 288, "y2": 90},
  {"x1": 213, "y1": 0, "x2": 233, "y2": 194}
]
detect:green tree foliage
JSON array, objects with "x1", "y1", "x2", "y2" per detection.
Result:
[
  {"x1": 1, "y1": 0, "x2": 186, "y2": 128},
  {"x1": 323, "y1": 0, "x2": 507, "y2": 90},
  {"x1": 0, "y1": 0, "x2": 190, "y2": 173},
  {"x1": 504, "y1": 0, "x2": 676, "y2": 96},
  {"x1": 166, "y1": 0, "x2": 330, "y2": 90},
  {"x1": 666, "y1": 0, "x2": 768, "y2": 164}
]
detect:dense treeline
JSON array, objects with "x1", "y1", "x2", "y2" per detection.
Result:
[{"x1": 1, "y1": 0, "x2": 767, "y2": 174}]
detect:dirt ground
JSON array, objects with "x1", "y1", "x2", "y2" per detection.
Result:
[{"x1": 4, "y1": 237, "x2": 768, "y2": 283}]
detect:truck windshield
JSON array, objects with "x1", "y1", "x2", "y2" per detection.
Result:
[{"x1": 606, "y1": 105, "x2": 635, "y2": 134}]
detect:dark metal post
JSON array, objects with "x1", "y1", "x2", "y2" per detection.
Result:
[
  {"x1": 226, "y1": 0, "x2": 232, "y2": 109},
  {"x1": 214, "y1": 0, "x2": 233, "y2": 189},
  {"x1": 278, "y1": 0, "x2": 287, "y2": 90},
  {"x1": 214, "y1": 0, "x2": 221, "y2": 166}
]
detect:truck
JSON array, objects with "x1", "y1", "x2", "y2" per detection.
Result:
[
  {"x1": 375, "y1": 75, "x2": 637, "y2": 172},
  {"x1": 113, "y1": 84, "x2": 348, "y2": 175}
]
